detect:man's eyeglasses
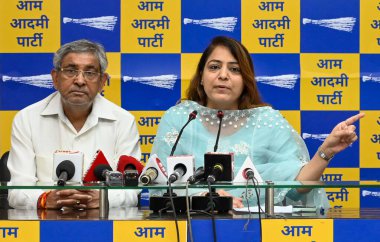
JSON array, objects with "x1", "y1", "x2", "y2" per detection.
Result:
[{"x1": 59, "y1": 68, "x2": 101, "y2": 82}]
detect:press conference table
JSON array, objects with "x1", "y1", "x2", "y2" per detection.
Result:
[
  {"x1": 1, "y1": 207, "x2": 380, "y2": 241},
  {"x1": 1, "y1": 181, "x2": 380, "y2": 241}
]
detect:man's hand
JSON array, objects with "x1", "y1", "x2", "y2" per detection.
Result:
[{"x1": 45, "y1": 189, "x2": 99, "y2": 209}]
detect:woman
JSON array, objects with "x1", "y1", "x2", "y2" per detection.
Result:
[{"x1": 151, "y1": 36, "x2": 364, "y2": 209}]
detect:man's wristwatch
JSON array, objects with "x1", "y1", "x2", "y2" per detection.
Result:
[{"x1": 318, "y1": 146, "x2": 334, "y2": 162}]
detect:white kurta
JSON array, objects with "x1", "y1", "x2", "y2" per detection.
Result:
[{"x1": 8, "y1": 92, "x2": 141, "y2": 209}]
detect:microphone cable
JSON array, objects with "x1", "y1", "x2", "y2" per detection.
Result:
[
  {"x1": 251, "y1": 177, "x2": 263, "y2": 242},
  {"x1": 207, "y1": 181, "x2": 218, "y2": 242},
  {"x1": 185, "y1": 181, "x2": 194, "y2": 242},
  {"x1": 243, "y1": 178, "x2": 252, "y2": 231},
  {"x1": 191, "y1": 208, "x2": 213, "y2": 216},
  {"x1": 168, "y1": 181, "x2": 180, "y2": 242},
  {"x1": 158, "y1": 204, "x2": 172, "y2": 217}
]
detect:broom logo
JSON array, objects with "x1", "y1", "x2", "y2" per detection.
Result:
[
  {"x1": 183, "y1": 17, "x2": 238, "y2": 32},
  {"x1": 255, "y1": 74, "x2": 298, "y2": 89},
  {"x1": 123, "y1": 74, "x2": 178, "y2": 90},
  {"x1": 63, "y1": 16, "x2": 118, "y2": 31},
  {"x1": 302, "y1": 133, "x2": 329, "y2": 141},
  {"x1": 302, "y1": 17, "x2": 356, "y2": 32},
  {"x1": 362, "y1": 74, "x2": 380, "y2": 83},
  {"x1": 2, "y1": 74, "x2": 53, "y2": 89}
]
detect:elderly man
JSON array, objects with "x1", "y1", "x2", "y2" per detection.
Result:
[{"x1": 8, "y1": 39, "x2": 141, "y2": 209}]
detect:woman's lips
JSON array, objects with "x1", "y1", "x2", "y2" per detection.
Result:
[{"x1": 215, "y1": 85, "x2": 230, "y2": 90}]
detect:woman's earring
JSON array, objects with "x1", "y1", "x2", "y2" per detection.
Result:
[{"x1": 200, "y1": 80, "x2": 203, "y2": 86}]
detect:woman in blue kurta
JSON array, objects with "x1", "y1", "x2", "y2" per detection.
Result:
[{"x1": 151, "y1": 36, "x2": 364, "y2": 209}]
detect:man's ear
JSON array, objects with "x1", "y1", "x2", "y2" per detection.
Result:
[
  {"x1": 51, "y1": 69, "x2": 59, "y2": 90},
  {"x1": 98, "y1": 73, "x2": 108, "y2": 92}
]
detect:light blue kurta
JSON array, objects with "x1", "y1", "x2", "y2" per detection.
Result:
[{"x1": 151, "y1": 100, "x2": 329, "y2": 209}]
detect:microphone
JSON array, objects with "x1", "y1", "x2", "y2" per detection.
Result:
[
  {"x1": 170, "y1": 110, "x2": 197, "y2": 156},
  {"x1": 214, "y1": 110, "x2": 224, "y2": 152},
  {"x1": 139, "y1": 154, "x2": 167, "y2": 185},
  {"x1": 206, "y1": 163, "x2": 223, "y2": 183},
  {"x1": 94, "y1": 164, "x2": 123, "y2": 186},
  {"x1": 168, "y1": 163, "x2": 187, "y2": 183},
  {"x1": 232, "y1": 156, "x2": 263, "y2": 184},
  {"x1": 83, "y1": 150, "x2": 110, "y2": 183},
  {"x1": 53, "y1": 150, "x2": 83, "y2": 185},
  {"x1": 243, "y1": 168, "x2": 255, "y2": 180},
  {"x1": 56, "y1": 160, "x2": 75, "y2": 186},
  {"x1": 167, "y1": 156, "x2": 194, "y2": 184},
  {"x1": 166, "y1": 110, "x2": 197, "y2": 184},
  {"x1": 94, "y1": 164, "x2": 113, "y2": 181},
  {"x1": 187, "y1": 166, "x2": 205, "y2": 184},
  {"x1": 117, "y1": 155, "x2": 144, "y2": 174},
  {"x1": 117, "y1": 155, "x2": 144, "y2": 186},
  {"x1": 192, "y1": 161, "x2": 233, "y2": 212},
  {"x1": 82, "y1": 150, "x2": 123, "y2": 186},
  {"x1": 193, "y1": 110, "x2": 233, "y2": 213},
  {"x1": 150, "y1": 156, "x2": 192, "y2": 213},
  {"x1": 140, "y1": 167, "x2": 158, "y2": 185},
  {"x1": 203, "y1": 110, "x2": 233, "y2": 183}
]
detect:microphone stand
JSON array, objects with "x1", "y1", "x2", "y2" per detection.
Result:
[
  {"x1": 150, "y1": 111, "x2": 197, "y2": 214},
  {"x1": 192, "y1": 110, "x2": 233, "y2": 213},
  {"x1": 149, "y1": 183, "x2": 189, "y2": 214},
  {"x1": 191, "y1": 183, "x2": 232, "y2": 214}
]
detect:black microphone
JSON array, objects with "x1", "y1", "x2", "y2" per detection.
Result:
[
  {"x1": 207, "y1": 163, "x2": 223, "y2": 183},
  {"x1": 243, "y1": 168, "x2": 255, "y2": 180},
  {"x1": 140, "y1": 167, "x2": 159, "y2": 185},
  {"x1": 56, "y1": 160, "x2": 75, "y2": 186},
  {"x1": 188, "y1": 166, "x2": 205, "y2": 184},
  {"x1": 170, "y1": 110, "x2": 197, "y2": 156},
  {"x1": 168, "y1": 163, "x2": 187, "y2": 183},
  {"x1": 94, "y1": 164, "x2": 113, "y2": 181},
  {"x1": 94, "y1": 164, "x2": 124, "y2": 186},
  {"x1": 203, "y1": 110, "x2": 233, "y2": 182},
  {"x1": 214, "y1": 110, "x2": 224, "y2": 152}
]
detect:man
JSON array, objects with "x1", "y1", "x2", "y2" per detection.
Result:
[{"x1": 7, "y1": 39, "x2": 141, "y2": 209}]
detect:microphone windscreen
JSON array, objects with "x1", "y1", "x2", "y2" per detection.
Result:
[
  {"x1": 56, "y1": 160, "x2": 75, "y2": 180},
  {"x1": 117, "y1": 155, "x2": 144, "y2": 175},
  {"x1": 83, "y1": 150, "x2": 111, "y2": 183},
  {"x1": 94, "y1": 164, "x2": 112, "y2": 181},
  {"x1": 189, "y1": 110, "x2": 198, "y2": 120},
  {"x1": 217, "y1": 110, "x2": 224, "y2": 119},
  {"x1": 243, "y1": 168, "x2": 252, "y2": 180}
]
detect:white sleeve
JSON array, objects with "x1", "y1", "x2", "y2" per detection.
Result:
[
  {"x1": 114, "y1": 115, "x2": 141, "y2": 162},
  {"x1": 8, "y1": 189, "x2": 43, "y2": 209},
  {"x1": 109, "y1": 113, "x2": 142, "y2": 207},
  {"x1": 108, "y1": 189, "x2": 140, "y2": 208},
  {"x1": 7, "y1": 111, "x2": 42, "y2": 209}
]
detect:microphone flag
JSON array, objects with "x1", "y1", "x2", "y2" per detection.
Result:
[
  {"x1": 52, "y1": 150, "x2": 83, "y2": 184},
  {"x1": 167, "y1": 155, "x2": 195, "y2": 183},
  {"x1": 83, "y1": 150, "x2": 111, "y2": 183},
  {"x1": 233, "y1": 156, "x2": 263, "y2": 184},
  {"x1": 117, "y1": 155, "x2": 144, "y2": 175},
  {"x1": 140, "y1": 154, "x2": 168, "y2": 185}
]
